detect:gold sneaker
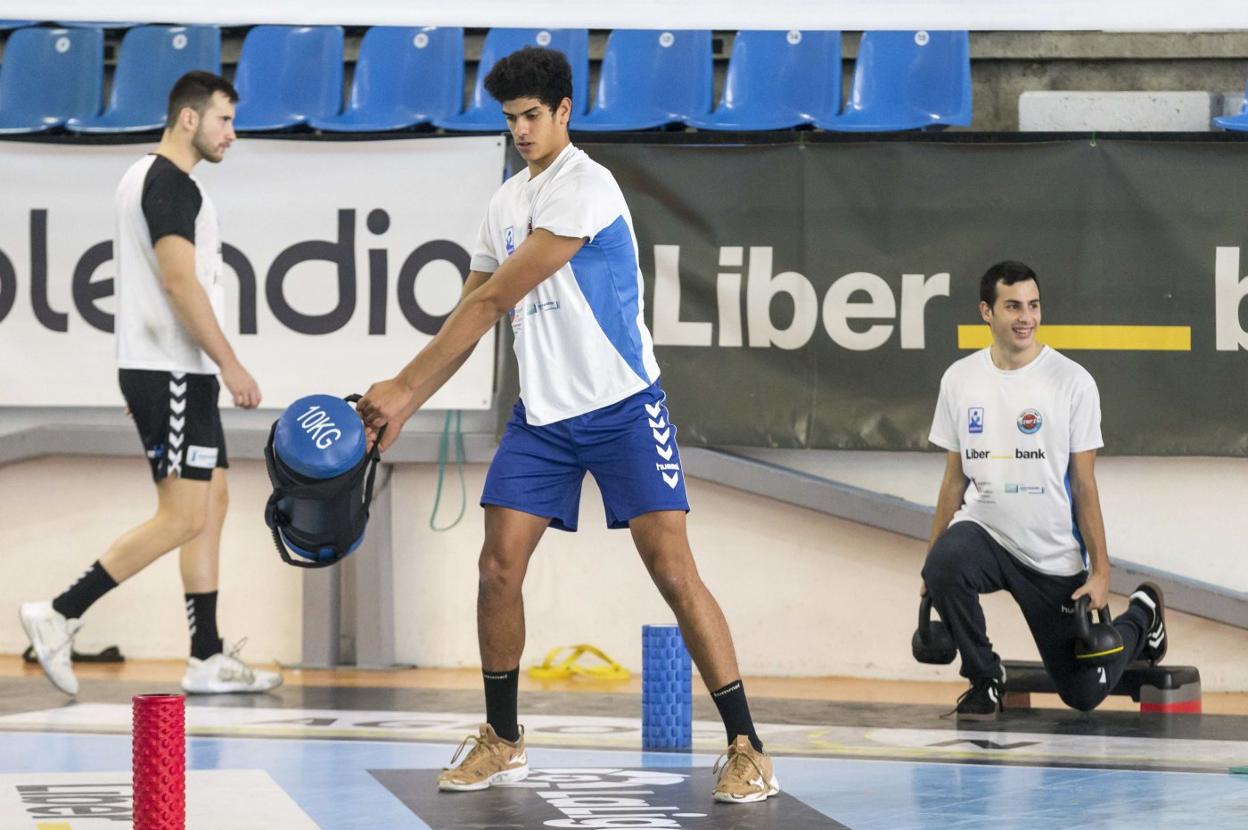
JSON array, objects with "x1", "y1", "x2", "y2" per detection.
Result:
[
  {"x1": 712, "y1": 735, "x2": 780, "y2": 803},
  {"x1": 437, "y1": 723, "x2": 529, "y2": 792}
]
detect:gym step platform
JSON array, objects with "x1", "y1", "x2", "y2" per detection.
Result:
[{"x1": 1002, "y1": 660, "x2": 1202, "y2": 714}]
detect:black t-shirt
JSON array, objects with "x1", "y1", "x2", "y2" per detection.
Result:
[{"x1": 141, "y1": 154, "x2": 202, "y2": 245}]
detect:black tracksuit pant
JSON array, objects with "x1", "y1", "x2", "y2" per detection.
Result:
[{"x1": 922, "y1": 521, "x2": 1152, "y2": 711}]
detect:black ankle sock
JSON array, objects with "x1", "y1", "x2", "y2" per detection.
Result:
[
  {"x1": 185, "y1": 591, "x2": 223, "y2": 660},
  {"x1": 483, "y1": 667, "x2": 520, "y2": 742},
  {"x1": 52, "y1": 561, "x2": 118, "y2": 620},
  {"x1": 711, "y1": 679, "x2": 763, "y2": 752}
]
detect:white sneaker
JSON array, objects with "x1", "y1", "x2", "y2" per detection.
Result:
[
  {"x1": 181, "y1": 639, "x2": 283, "y2": 694},
  {"x1": 19, "y1": 601, "x2": 82, "y2": 696}
]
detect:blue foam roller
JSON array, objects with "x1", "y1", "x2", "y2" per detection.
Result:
[{"x1": 642, "y1": 624, "x2": 692, "y2": 750}]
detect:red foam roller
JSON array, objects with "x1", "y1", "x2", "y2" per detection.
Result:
[{"x1": 132, "y1": 693, "x2": 186, "y2": 830}]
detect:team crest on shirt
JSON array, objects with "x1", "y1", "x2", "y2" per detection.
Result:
[
  {"x1": 504, "y1": 226, "x2": 515, "y2": 255},
  {"x1": 1016, "y1": 408, "x2": 1043, "y2": 434},
  {"x1": 968, "y1": 407, "x2": 984, "y2": 434}
]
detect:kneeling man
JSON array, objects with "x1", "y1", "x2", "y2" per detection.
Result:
[{"x1": 923, "y1": 260, "x2": 1167, "y2": 720}]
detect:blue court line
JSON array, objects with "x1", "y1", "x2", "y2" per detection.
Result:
[{"x1": 1, "y1": 731, "x2": 1245, "y2": 829}]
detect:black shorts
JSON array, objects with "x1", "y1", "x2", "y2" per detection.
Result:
[{"x1": 118, "y1": 369, "x2": 229, "y2": 482}]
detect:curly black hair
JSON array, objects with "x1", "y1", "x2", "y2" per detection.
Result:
[{"x1": 483, "y1": 46, "x2": 573, "y2": 112}]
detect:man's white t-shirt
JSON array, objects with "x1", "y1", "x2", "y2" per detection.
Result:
[
  {"x1": 470, "y1": 143, "x2": 661, "y2": 426},
  {"x1": 929, "y1": 346, "x2": 1104, "y2": 576},
  {"x1": 115, "y1": 153, "x2": 226, "y2": 374}
]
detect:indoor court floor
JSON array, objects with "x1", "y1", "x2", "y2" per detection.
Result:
[{"x1": 1, "y1": 658, "x2": 1246, "y2": 829}]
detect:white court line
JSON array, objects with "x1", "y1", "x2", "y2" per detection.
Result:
[
  {"x1": 0, "y1": 769, "x2": 318, "y2": 830},
  {"x1": 1, "y1": 705, "x2": 1245, "y2": 770}
]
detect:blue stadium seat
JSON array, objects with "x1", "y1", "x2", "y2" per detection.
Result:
[
  {"x1": 310, "y1": 27, "x2": 463, "y2": 132},
  {"x1": 1214, "y1": 85, "x2": 1248, "y2": 131},
  {"x1": 0, "y1": 20, "x2": 39, "y2": 30},
  {"x1": 0, "y1": 27, "x2": 103, "y2": 134},
  {"x1": 686, "y1": 30, "x2": 840, "y2": 131},
  {"x1": 817, "y1": 30, "x2": 972, "y2": 132},
  {"x1": 574, "y1": 30, "x2": 713, "y2": 131},
  {"x1": 233, "y1": 25, "x2": 344, "y2": 131},
  {"x1": 67, "y1": 26, "x2": 221, "y2": 133},
  {"x1": 434, "y1": 28, "x2": 588, "y2": 132}
]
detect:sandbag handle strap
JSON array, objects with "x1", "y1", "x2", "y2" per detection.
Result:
[{"x1": 343, "y1": 392, "x2": 385, "y2": 516}]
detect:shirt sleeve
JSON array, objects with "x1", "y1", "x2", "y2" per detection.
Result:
[
  {"x1": 1069, "y1": 372, "x2": 1105, "y2": 453},
  {"x1": 469, "y1": 211, "x2": 499, "y2": 274},
  {"x1": 530, "y1": 168, "x2": 618, "y2": 241},
  {"x1": 928, "y1": 372, "x2": 960, "y2": 451},
  {"x1": 141, "y1": 163, "x2": 201, "y2": 245}
]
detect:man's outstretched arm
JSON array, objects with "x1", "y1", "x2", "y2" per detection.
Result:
[{"x1": 359, "y1": 229, "x2": 585, "y2": 449}]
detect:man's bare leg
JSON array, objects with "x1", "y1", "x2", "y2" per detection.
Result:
[
  {"x1": 477, "y1": 505, "x2": 549, "y2": 741},
  {"x1": 630, "y1": 509, "x2": 776, "y2": 802},
  {"x1": 629, "y1": 509, "x2": 740, "y2": 688},
  {"x1": 99, "y1": 476, "x2": 211, "y2": 581},
  {"x1": 178, "y1": 468, "x2": 228, "y2": 660},
  {"x1": 178, "y1": 468, "x2": 227, "y2": 593}
]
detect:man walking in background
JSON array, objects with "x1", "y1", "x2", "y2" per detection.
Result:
[{"x1": 20, "y1": 71, "x2": 280, "y2": 697}]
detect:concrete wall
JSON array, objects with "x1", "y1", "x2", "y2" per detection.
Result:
[
  {"x1": 735, "y1": 449, "x2": 1248, "y2": 596},
  {"x1": 0, "y1": 456, "x2": 301, "y2": 664},
  {"x1": 4, "y1": 452, "x2": 1245, "y2": 691}
]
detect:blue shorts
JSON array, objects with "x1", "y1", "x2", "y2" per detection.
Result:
[{"x1": 481, "y1": 381, "x2": 690, "y2": 531}]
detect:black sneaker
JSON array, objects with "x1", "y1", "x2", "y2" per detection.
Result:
[
  {"x1": 953, "y1": 667, "x2": 1005, "y2": 722},
  {"x1": 1130, "y1": 582, "x2": 1167, "y2": 665}
]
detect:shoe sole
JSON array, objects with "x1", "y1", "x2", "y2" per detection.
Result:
[
  {"x1": 1139, "y1": 582, "x2": 1168, "y2": 665},
  {"x1": 955, "y1": 711, "x2": 999, "y2": 722},
  {"x1": 713, "y1": 775, "x2": 781, "y2": 803},
  {"x1": 438, "y1": 764, "x2": 529, "y2": 792},
  {"x1": 18, "y1": 607, "x2": 77, "y2": 697}
]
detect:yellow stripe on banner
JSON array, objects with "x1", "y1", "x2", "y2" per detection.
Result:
[
  {"x1": 37, "y1": 823, "x2": 74, "y2": 830},
  {"x1": 957, "y1": 325, "x2": 1192, "y2": 351}
]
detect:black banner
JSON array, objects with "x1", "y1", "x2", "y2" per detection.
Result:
[{"x1": 555, "y1": 138, "x2": 1247, "y2": 456}]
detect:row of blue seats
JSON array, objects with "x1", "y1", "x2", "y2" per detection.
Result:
[{"x1": 0, "y1": 24, "x2": 973, "y2": 134}]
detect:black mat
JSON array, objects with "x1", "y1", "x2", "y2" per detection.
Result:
[{"x1": 369, "y1": 768, "x2": 848, "y2": 830}]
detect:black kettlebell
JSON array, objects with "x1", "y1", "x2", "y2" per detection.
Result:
[
  {"x1": 1073, "y1": 596, "x2": 1124, "y2": 665},
  {"x1": 912, "y1": 595, "x2": 957, "y2": 664}
]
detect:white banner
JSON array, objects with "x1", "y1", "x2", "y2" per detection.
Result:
[
  {"x1": 4, "y1": 0, "x2": 1248, "y2": 32},
  {"x1": 0, "y1": 136, "x2": 504, "y2": 409}
]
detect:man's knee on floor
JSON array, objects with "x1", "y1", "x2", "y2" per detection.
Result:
[{"x1": 1058, "y1": 681, "x2": 1109, "y2": 712}]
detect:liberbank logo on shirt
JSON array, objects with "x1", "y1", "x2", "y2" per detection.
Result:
[
  {"x1": 964, "y1": 448, "x2": 1047, "y2": 460},
  {"x1": 504, "y1": 225, "x2": 515, "y2": 255}
]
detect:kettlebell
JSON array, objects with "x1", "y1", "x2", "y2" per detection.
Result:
[
  {"x1": 1073, "y1": 595, "x2": 1124, "y2": 665},
  {"x1": 912, "y1": 595, "x2": 957, "y2": 664}
]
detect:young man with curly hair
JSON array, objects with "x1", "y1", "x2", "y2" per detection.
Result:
[{"x1": 359, "y1": 47, "x2": 778, "y2": 803}]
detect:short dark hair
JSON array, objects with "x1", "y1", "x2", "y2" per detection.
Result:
[
  {"x1": 166, "y1": 70, "x2": 238, "y2": 128},
  {"x1": 979, "y1": 260, "x2": 1039, "y2": 306},
  {"x1": 483, "y1": 46, "x2": 573, "y2": 113}
]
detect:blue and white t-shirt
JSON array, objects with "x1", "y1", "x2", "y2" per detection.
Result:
[
  {"x1": 929, "y1": 346, "x2": 1104, "y2": 576},
  {"x1": 471, "y1": 143, "x2": 661, "y2": 425}
]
